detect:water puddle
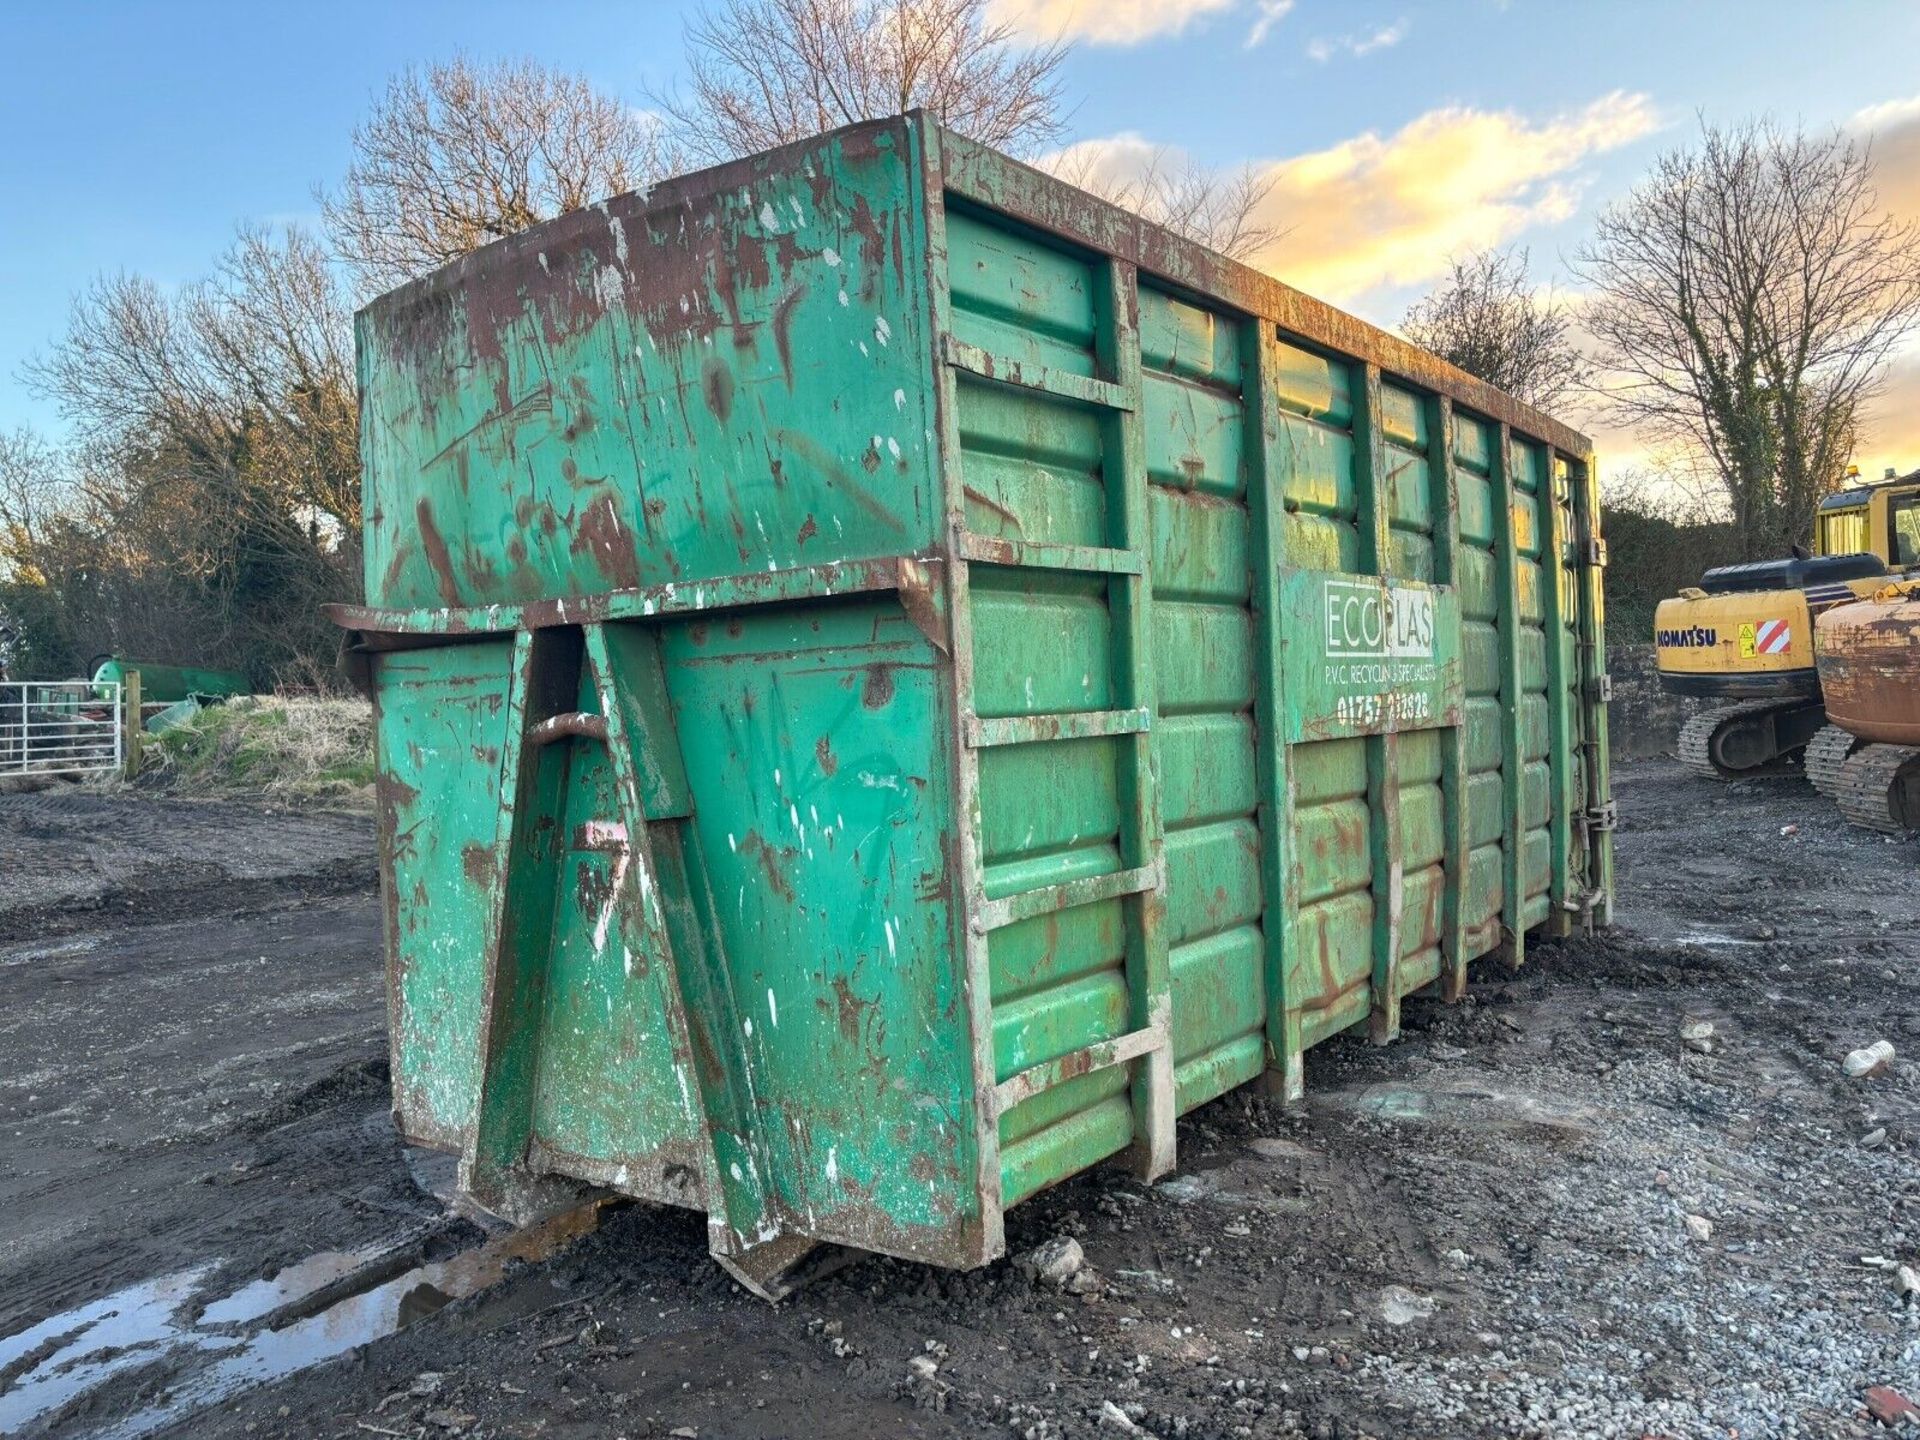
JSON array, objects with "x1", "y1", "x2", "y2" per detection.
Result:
[
  {"x1": 1154, "y1": 1166, "x2": 1316, "y2": 1216},
  {"x1": 1675, "y1": 927, "x2": 1763, "y2": 949},
  {"x1": 0, "y1": 1266, "x2": 234, "y2": 1430},
  {"x1": 194, "y1": 1243, "x2": 395, "y2": 1328},
  {"x1": 0, "y1": 936, "x2": 101, "y2": 967},
  {"x1": 0, "y1": 1202, "x2": 611, "y2": 1438},
  {"x1": 1325, "y1": 1076, "x2": 1598, "y2": 1136}
]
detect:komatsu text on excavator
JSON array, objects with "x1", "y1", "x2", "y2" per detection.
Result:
[{"x1": 1653, "y1": 465, "x2": 1920, "y2": 778}]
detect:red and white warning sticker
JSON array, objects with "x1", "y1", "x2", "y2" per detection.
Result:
[{"x1": 1754, "y1": 619, "x2": 1792, "y2": 655}]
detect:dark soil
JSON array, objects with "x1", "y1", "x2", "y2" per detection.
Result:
[
  {"x1": 2, "y1": 767, "x2": 1917, "y2": 1440},
  {"x1": 0, "y1": 790, "x2": 374, "y2": 943}
]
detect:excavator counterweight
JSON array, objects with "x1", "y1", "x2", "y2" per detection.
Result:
[{"x1": 1815, "y1": 584, "x2": 1920, "y2": 833}]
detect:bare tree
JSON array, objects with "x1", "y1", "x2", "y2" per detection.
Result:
[
  {"x1": 1046, "y1": 143, "x2": 1278, "y2": 262},
  {"x1": 0, "y1": 427, "x2": 69, "y2": 575},
  {"x1": 193, "y1": 227, "x2": 360, "y2": 531},
  {"x1": 1401, "y1": 248, "x2": 1590, "y2": 413},
  {"x1": 668, "y1": 0, "x2": 1067, "y2": 163},
  {"x1": 668, "y1": 1, "x2": 1273, "y2": 256},
  {"x1": 22, "y1": 226, "x2": 360, "y2": 678},
  {"x1": 0, "y1": 429, "x2": 85, "y2": 676},
  {"x1": 30, "y1": 226, "x2": 358, "y2": 533},
  {"x1": 1575, "y1": 119, "x2": 1920, "y2": 558},
  {"x1": 324, "y1": 55, "x2": 676, "y2": 293}
]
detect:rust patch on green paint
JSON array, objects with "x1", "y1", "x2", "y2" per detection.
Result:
[
  {"x1": 701, "y1": 358, "x2": 735, "y2": 424},
  {"x1": 735, "y1": 830, "x2": 795, "y2": 903},
  {"x1": 571, "y1": 494, "x2": 641, "y2": 589},
  {"x1": 414, "y1": 501, "x2": 463, "y2": 605},
  {"x1": 462, "y1": 844, "x2": 495, "y2": 888}
]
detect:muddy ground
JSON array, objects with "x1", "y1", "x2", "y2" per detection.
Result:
[{"x1": 2, "y1": 763, "x2": 1917, "y2": 1440}]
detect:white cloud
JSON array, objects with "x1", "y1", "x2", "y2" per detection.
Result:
[
  {"x1": 1244, "y1": 0, "x2": 1294, "y2": 49},
  {"x1": 1055, "y1": 93, "x2": 1658, "y2": 309},
  {"x1": 1252, "y1": 91, "x2": 1657, "y2": 306},
  {"x1": 1848, "y1": 93, "x2": 1920, "y2": 227},
  {"x1": 1850, "y1": 94, "x2": 1920, "y2": 134},
  {"x1": 1354, "y1": 19, "x2": 1407, "y2": 54},
  {"x1": 1306, "y1": 17, "x2": 1408, "y2": 63},
  {"x1": 1045, "y1": 130, "x2": 1173, "y2": 186},
  {"x1": 987, "y1": 0, "x2": 1237, "y2": 45}
]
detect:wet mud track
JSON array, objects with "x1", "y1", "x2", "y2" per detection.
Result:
[{"x1": 2, "y1": 767, "x2": 1918, "y2": 1439}]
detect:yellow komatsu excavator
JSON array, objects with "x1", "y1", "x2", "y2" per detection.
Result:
[{"x1": 1654, "y1": 466, "x2": 1920, "y2": 778}]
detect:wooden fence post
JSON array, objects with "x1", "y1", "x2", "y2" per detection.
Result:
[{"x1": 122, "y1": 669, "x2": 142, "y2": 781}]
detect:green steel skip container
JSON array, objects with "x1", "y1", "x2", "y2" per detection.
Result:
[{"x1": 333, "y1": 113, "x2": 1613, "y2": 1296}]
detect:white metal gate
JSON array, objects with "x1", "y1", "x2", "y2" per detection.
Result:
[{"x1": 0, "y1": 681, "x2": 124, "y2": 778}]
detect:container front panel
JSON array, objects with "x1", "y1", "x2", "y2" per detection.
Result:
[
  {"x1": 371, "y1": 598, "x2": 982, "y2": 1262},
  {"x1": 376, "y1": 639, "x2": 519, "y2": 1148},
  {"x1": 660, "y1": 602, "x2": 980, "y2": 1254},
  {"x1": 376, "y1": 633, "x2": 739, "y2": 1217},
  {"x1": 358, "y1": 124, "x2": 941, "y2": 612}
]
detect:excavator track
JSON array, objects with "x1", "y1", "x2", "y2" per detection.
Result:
[
  {"x1": 1802, "y1": 724, "x2": 1863, "y2": 801},
  {"x1": 1678, "y1": 699, "x2": 1826, "y2": 780},
  {"x1": 1832, "y1": 743, "x2": 1920, "y2": 834}
]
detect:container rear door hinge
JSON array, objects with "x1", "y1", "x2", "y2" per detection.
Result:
[
  {"x1": 1584, "y1": 801, "x2": 1618, "y2": 832},
  {"x1": 1577, "y1": 537, "x2": 1608, "y2": 569},
  {"x1": 1585, "y1": 673, "x2": 1613, "y2": 703}
]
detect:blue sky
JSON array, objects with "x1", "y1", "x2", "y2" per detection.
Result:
[{"x1": 4, "y1": 0, "x2": 1920, "y2": 467}]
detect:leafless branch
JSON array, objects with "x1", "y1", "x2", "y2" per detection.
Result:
[
  {"x1": 17, "y1": 226, "x2": 360, "y2": 677},
  {"x1": 1046, "y1": 144, "x2": 1280, "y2": 262},
  {"x1": 323, "y1": 55, "x2": 677, "y2": 294},
  {"x1": 664, "y1": 0, "x2": 1067, "y2": 163},
  {"x1": 1574, "y1": 118, "x2": 1920, "y2": 557},
  {"x1": 1400, "y1": 247, "x2": 1591, "y2": 413}
]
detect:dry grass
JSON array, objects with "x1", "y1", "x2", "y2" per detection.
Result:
[{"x1": 144, "y1": 695, "x2": 374, "y2": 805}]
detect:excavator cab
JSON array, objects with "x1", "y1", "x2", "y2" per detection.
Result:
[
  {"x1": 1654, "y1": 465, "x2": 1920, "y2": 778},
  {"x1": 1814, "y1": 469, "x2": 1920, "y2": 565}
]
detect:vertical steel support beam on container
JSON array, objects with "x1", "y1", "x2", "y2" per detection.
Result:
[
  {"x1": 921, "y1": 135, "x2": 1007, "y2": 1263},
  {"x1": 1425, "y1": 398, "x2": 1471, "y2": 1000},
  {"x1": 1491, "y1": 425, "x2": 1526, "y2": 968},
  {"x1": 1095, "y1": 257, "x2": 1176, "y2": 1180},
  {"x1": 1248, "y1": 325, "x2": 1302, "y2": 1100},
  {"x1": 1540, "y1": 455, "x2": 1576, "y2": 937},
  {"x1": 1355, "y1": 366, "x2": 1404, "y2": 1044},
  {"x1": 582, "y1": 623, "x2": 734, "y2": 1254},
  {"x1": 1571, "y1": 453, "x2": 1614, "y2": 926},
  {"x1": 462, "y1": 627, "x2": 580, "y2": 1218}
]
